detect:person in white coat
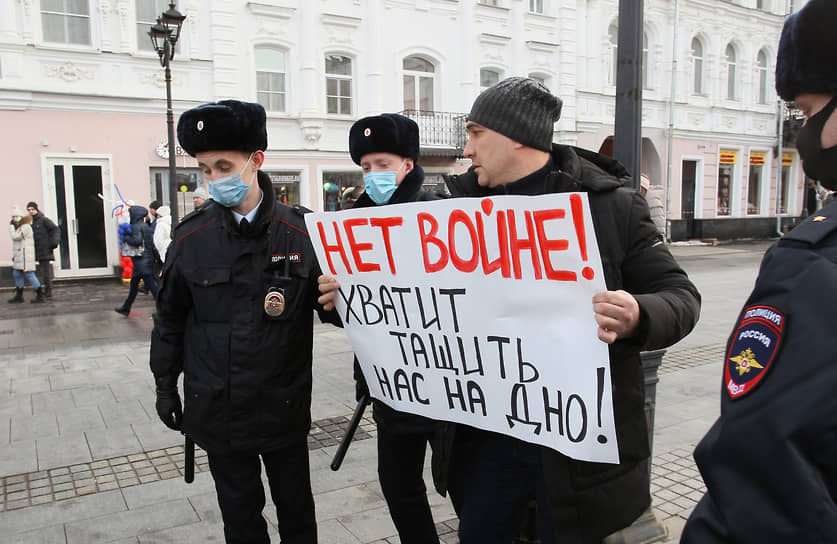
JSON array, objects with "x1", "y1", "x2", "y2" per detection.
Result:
[
  {"x1": 8, "y1": 205, "x2": 44, "y2": 303},
  {"x1": 153, "y1": 205, "x2": 172, "y2": 264}
]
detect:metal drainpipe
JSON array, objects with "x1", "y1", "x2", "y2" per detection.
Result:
[
  {"x1": 665, "y1": 0, "x2": 679, "y2": 243},
  {"x1": 776, "y1": 100, "x2": 785, "y2": 237}
]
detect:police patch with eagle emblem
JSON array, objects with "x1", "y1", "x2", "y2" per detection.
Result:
[{"x1": 724, "y1": 305, "x2": 784, "y2": 399}]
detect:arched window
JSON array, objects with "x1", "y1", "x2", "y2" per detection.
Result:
[
  {"x1": 725, "y1": 44, "x2": 736, "y2": 100},
  {"x1": 480, "y1": 68, "x2": 501, "y2": 90},
  {"x1": 255, "y1": 46, "x2": 286, "y2": 112},
  {"x1": 691, "y1": 38, "x2": 704, "y2": 95},
  {"x1": 757, "y1": 49, "x2": 769, "y2": 104},
  {"x1": 608, "y1": 23, "x2": 618, "y2": 86},
  {"x1": 325, "y1": 55, "x2": 352, "y2": 115},
  {"x1": 403, "y1": 56, "x2": 435, "y2": 112}
]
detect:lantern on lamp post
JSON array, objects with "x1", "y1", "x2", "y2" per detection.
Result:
[{"x1": 149, "y1": 2, "x2": 186, "y2": 224}]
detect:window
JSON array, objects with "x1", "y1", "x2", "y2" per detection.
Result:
[
  {"x1": 718, "y1": 150, "x2": 737, "y2": 216},
  {"x1": 255, "y1": 46, "x2": 286, "y2": 112},
  {"x1": 691, "y1": 38, "x2": 704, "y2": 95},
  {"x1": 479, "y1": 0, "x2": 501, "y2": 5},
  {"x1": 529, "y1": 0, "x2": 544, "y2": 14},
  {"x1": 725, "y1": 44, "x2": 736, "y2": 100},
  {"x1": 757, "y1": 49, "x2": 769, "y2": 104},
  {"x1": 267, "y1": 172, "x2": 302, "y2": 207},
  {"x1": 403, "y1": 56, "x2": 435, "y2": 112},
  {"x1": 325, "y1": 55, "x2": 352, "y2": 115},
  {"x1": 608, "y1": 23, "x2": 618, "y2": 86},
  {"x1": 480, "y1": 68, "x2": 501, "y2": 91},
  {"x1": 642, "y1": 32, "x2": 649, "y2": 90},
  {"x1": 41, "y1": 0, "x2": 91, "y2": 45},
  {"x1": 136, "y1": 0, "x2": 181, "y2": 53},
  {"x1": 323, "y1": 172, "x2": 363, "y2": 212},
  {"x1": 747, "y1": 152, "x2": 766, "y2": 215}
]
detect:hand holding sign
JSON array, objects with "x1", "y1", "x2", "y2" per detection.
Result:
[{"x1": 306, "y1": 193, "x2": 619, "y2": 463}]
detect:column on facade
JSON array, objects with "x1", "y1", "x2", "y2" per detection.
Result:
[
  {"x1": 363, "y1": 0, "x2": 383, "y2": 115},
  {"x1": 457, "y1": 0, "x2": 475, "y2": 110},
  {"x1": 209, "y1": 4, "x2": 240, "y2": 99},
  {"x1": 298, "y1": 1, "x2": 318, "y2": 116},
  {"x1": 0, "y1": 0, "x2": 21, "y2": 41},
  {"x1": 556, "y1": 0, "x2": 578, "y2": 145}
]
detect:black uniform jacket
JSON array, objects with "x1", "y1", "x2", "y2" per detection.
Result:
[
  {"x1": 351, "y1": 164, "x2": 446, "y2": 434},
  {"x1": 438, "y1": 144, "x2": 701, "y2": 543},
  {"x1": 150, "y1": 172, "x2": 339, "y2": 454},
  {"x1": 682, "y1": 201, "x2": 837, "y2": 543}
]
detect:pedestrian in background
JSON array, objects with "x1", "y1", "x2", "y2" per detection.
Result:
[
  {"x1": 640, "y1": 174, "x2": 666, "y2": 240},
  {"x1": 152, "y1": 205, "x2": 172, "y2": 264},
  {"x1": 682, "y1": 0, "x2": 837, "y2": 541},
  {"x1": 192, "y1": 185, "x2": 210, "y2": 210},
  {"x1": 114, "y1": 205, "x2": 157, "y2": 316},
  {"x1": 8, "y1": 205, "x2": 45, "y2": 304},
  {"x1": 151, "y1": 100, "x2": 339, "y2": 544},
  {"x1": 439, "y1": 77, "x2": 700, "y2": 544},
  {"x1": 26, "y1": 201, "x2": 59, "y2": 299}
]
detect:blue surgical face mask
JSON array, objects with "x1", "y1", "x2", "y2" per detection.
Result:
[
  {"x1": 363, "y1": 160, "x2": 406, "y2": 205},
  {"x1": 207, "y1": 153, "x2": 255, "y2": 208}
]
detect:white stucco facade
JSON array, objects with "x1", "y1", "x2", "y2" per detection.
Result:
[{"x1": 0, "y1": 0, "x2": 800, "y2": 277}]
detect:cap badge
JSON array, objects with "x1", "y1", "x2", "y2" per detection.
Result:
[
  {"x1": 197, "y1": 120, "x2": 204, "y2": 132},
  {"x1": 364, "y1": 128, "x2": 372, "y2": 137}
]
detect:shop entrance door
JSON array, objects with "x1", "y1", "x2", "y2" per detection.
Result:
[{"x1": 44, "y1": 156, "x2": 113, "y2": 278}]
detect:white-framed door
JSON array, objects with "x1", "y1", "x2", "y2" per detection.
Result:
[{"x1": 42, "y1": 155, "x2": 115, "y2": 278}]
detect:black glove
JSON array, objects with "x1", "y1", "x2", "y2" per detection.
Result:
[
  {"x1": 353, "y1": 358, "x2": 369, "y2": 402},
  {"x1": 154, "y1": 375, "x2": 182, "y2": 430}
]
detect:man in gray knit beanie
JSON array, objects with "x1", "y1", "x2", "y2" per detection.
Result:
[
  {"x1": 467, "y1": 77, "x2": 562, "y2": 153},
  {"x1": 439, "y1": 77, "x2": 700, "y2": 543}
]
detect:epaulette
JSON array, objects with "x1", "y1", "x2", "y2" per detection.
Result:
[
  {"x1": 173, "y1": 203, "x2": 209, "y2": 231},
  {"x1": 781, "y1": 205, "x2": 837, "y2": 246},
  {"x1": 292, "y1": 204, "x2": 313, "y2": 216}
]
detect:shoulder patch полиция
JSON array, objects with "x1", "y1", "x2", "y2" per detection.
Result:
[{"x1": 724, "y1": 305, "x2": 785, "y2": 399}]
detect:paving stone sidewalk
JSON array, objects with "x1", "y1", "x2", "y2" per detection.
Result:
[{"x1": 0, "y1": 241, "x2": 772, "y2": 543}]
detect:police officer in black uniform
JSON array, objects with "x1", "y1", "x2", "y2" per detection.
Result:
[
  {"x1": 346, "y1": 113, "x2": 445, "y2": 544},
  {"x1": 682, "y1": 1, "x2": 837, "y2": 540},
  {"x1": 150, "y1": 100, "x2": 338, "y2": 544}
]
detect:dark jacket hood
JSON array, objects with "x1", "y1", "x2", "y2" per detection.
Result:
[
  {"x1": 129, "y1": 206, "x2": 148, "y2": 224},
  {"x1": 444, "y1": 144, "x2": 629, "y2": 197}
]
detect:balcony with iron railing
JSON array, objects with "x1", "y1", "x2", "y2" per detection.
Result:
[{"x1": 400, "y1": 110, "x2": 467, "y2": 158}]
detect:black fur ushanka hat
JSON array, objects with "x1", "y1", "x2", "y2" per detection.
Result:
[
  {"x1": 775, "y1": 0, "x2": 837, "y2": 102},
  {"x1": 177, "y1": 100, "x2": 267, "y2": 157},
  {"x1": 349, "y1": 113, "x2": 420, "y2": 165}
]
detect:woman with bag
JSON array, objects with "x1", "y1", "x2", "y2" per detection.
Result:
[
  {"x1": 8, "y1": 205, "x2": 44, "y2": 304},
  {"x1": 115, "y1": 205, "x2": 157, "y2": 316}
]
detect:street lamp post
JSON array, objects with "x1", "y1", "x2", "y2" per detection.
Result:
[{"x1": 149, "y1": 2, "x2": 186, "y2": 224}]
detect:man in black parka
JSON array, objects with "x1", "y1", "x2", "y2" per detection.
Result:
[
  {"x1": 682, "y1": 1, "x2": 837, "y2": 541},
  {"x1": 150, "y1": 100, "x2": 338, "y2": 544},
  {"x1": 26, "y1": 202, "x2": 59, "y2": 299},
  {"x1": 435, "y1": 77, "x2": 701, "y2": 544}
]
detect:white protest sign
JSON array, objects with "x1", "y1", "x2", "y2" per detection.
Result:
[{"x1": 305, "y1": 193, "x2": 618, "y2": 463}]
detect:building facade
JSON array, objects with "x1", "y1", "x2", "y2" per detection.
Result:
[{"x1": 0, "y1": 0, "x2": 800, "y2": 279}]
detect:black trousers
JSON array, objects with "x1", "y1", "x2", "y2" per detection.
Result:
[
  {"x1": 448, "y1": 430, "x2": 555, "y2": 544},
  {"x1": 36, "y1": 260, "x2": 52, "y2": 296},
  {"x1": 377, "y1": 425, "x2": 440, "y2": 544},
  {"x1": 207, "y1": 441, "x2": 316, "y2": 544}
]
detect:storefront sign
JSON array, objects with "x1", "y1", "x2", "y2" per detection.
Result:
[
  {"x1": 155, "y1": 142, "x2": 187, "y2": 159},
  {"x1": 782, "y1": 152, "x2": 794, "y2": 167},
  {"x1": 749, "y1": 151, "x2": 766, "y2": 166},
  {"x1": 719, "y1": 150, "x2": 738, "y2": 165}
]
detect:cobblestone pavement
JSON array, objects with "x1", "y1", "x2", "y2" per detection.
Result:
[{"x1": 0, "y1": 241, "x2": 772, "y2": 543}]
